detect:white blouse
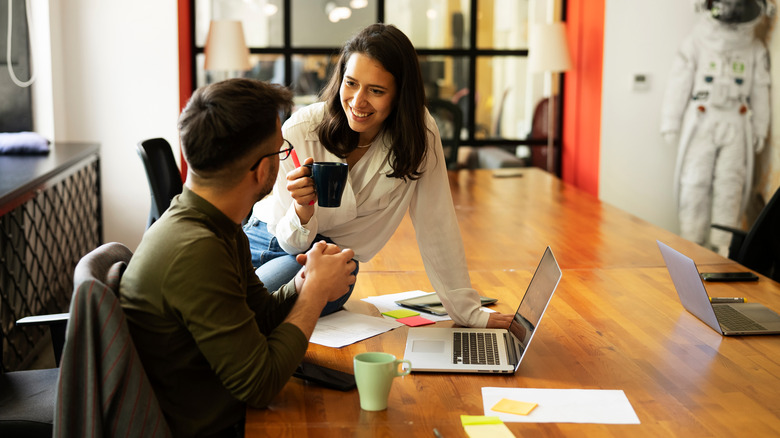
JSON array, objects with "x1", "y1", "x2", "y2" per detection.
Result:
[{"x1": 251, "y1": 102, "x2": 488, "y2": 327}]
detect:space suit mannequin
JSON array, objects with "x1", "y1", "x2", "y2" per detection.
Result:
[{"x1": 661, "y1": 0, "x2": 771, "y2": 256}]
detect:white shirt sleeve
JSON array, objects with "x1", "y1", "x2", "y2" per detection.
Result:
[{"x1": 409, "y1": 112, "x2": 489, "y2": 328}]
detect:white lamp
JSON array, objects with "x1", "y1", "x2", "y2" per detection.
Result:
[
  {"x1": 529, "y1": 22, "x2": 572, "y2": 174},
  {"x1": 204, "y1": 20, "x2": 251, "y2": 75}
]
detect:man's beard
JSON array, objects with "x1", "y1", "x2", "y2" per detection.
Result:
[{"x1": 255, "y1": 163, "x2": 278, "y2": 203}]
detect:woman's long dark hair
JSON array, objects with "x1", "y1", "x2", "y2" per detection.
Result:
[{"x1": 316, "y1": 23, "x2": 427, "y2": 180}]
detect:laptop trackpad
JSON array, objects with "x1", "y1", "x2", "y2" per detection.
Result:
[{"x1": 412, "y1": 340, "x2": 445, "y2": 353}]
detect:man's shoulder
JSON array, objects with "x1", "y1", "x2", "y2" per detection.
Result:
[{"x1": 132, "y1": 214, "x2": 229, "y2": 273}]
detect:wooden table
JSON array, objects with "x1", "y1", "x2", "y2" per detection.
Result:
[{"x1": 246, "y1": 168, "x2": 780, "y2": 437}]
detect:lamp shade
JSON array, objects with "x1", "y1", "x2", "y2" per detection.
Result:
[
  {"x1": 529, "y1": 22, "x2": 572, "y2": 73},
  {"x1": 204, "y1": 20, "x2": 251, "y2": 71}
]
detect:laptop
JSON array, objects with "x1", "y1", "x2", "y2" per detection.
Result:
[
  {"x1": 403, "y1": 247, "x2": 561, "y2": 373},
  {"x1": 657, "y1": 240, "x2": 780, "y2": 335}
]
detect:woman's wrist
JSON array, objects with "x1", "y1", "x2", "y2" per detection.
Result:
[{"x1": 294, "y1": 203, "x2": 315, "y2": 225}]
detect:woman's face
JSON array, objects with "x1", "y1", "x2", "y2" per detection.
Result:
[{"x1": 339, "y1": 53, "x2": 397, "y2": 144}]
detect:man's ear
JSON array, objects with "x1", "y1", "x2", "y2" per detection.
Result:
[{"x1": 251, "y1": 155, "x2": 271, "y2": 184}]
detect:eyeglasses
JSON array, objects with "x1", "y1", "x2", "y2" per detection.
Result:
[{"x1": 249, "y1": 139, "x2": 294, "y2": 171}]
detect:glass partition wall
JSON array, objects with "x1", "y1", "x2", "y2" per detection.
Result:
[{"x1": 191, "y1": 0, "x2": 565, "y2": 171}]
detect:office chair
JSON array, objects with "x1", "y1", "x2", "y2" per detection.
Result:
[
  {"x1": 1, "y1": 292, "x2": 69, "y2": 435},
  {"x1": 0, "y1": 333, "x2": 60, "y2": 437},
  {"x1": 712, "y1": 185, "x2": 780, "y2": 282},
  {"x1": 53, "y1": 242, "x2": 171, "y2": 437},
  {"x1": 136, "y1": 138, "x2": 183, "y2": 229},
  {"x1": 526, "y1": 96, "x2": 561, "y2": 170},
  {"x1": 427, "y1": 98, "x2": 464, "y2": 170}
]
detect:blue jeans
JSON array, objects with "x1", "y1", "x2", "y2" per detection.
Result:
[{"x1": 243, "y1": 218, "x2": 358, "y2": 316}]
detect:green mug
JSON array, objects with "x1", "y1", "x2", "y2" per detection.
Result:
[{"x1": 353, "y1": 352, "x2": 411, "y2": 411}]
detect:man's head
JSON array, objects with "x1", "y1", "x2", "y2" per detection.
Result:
[{"x1": 178, "y1": 78, "x2": 293, "y2": 190}]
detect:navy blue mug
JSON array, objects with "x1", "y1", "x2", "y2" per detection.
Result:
[{"x1": 302, "y1": 162, "x2": 349, "y2": 207}]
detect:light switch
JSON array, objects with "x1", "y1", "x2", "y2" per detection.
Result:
[{"x1": 633, "y1": 73, "x2": 651, "y2": 91}]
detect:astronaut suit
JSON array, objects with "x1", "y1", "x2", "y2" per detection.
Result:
[{"x1": 661, "y1": 0, "x2": 771, "y2": 256}]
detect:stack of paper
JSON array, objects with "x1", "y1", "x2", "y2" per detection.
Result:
[{"x1": 309, "y1": 310, "x2": 402, "y2": 348}]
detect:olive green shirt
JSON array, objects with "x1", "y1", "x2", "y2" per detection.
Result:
[{"x1": 120, "y1": 187, "x2": 307, "y2": 437}]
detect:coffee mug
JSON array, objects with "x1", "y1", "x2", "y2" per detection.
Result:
[
  {"x1": 353, "y1": 352, "x2": 411, "y2": 411},
  {"x1": 302, "y1": 162, "x2": 349, "y2": 208}
]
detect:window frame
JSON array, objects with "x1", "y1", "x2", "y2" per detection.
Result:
[{"x1": 188, "y1": 0, "x2": 567, "y2": 173}]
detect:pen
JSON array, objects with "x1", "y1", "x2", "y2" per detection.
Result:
[
  {"x1": 433, "y1": 427, "x2": 443, "y2": 438},
  {"x1": 709, "y1": 297, "x2": 746, "y2": 304}
]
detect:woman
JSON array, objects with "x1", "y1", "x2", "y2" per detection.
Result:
[{"x1": 244, "y1": 23, "x2": 510, "y2": 328}]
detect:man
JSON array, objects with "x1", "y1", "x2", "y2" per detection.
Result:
[{"x1": 120, "y1": 78, "x2": 356, "y2": 437}]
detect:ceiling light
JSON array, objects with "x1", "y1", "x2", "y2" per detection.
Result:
[{"x1": 325, "y1": 2, "x2": 352, "y2": 23}]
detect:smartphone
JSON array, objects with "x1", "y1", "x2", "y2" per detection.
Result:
[
  {"x1": 293, "y1": 362, "x2": 356, "y2": 391},
  {"x1": 700, "y1": 272, "x2": 759, "y2": 282}
]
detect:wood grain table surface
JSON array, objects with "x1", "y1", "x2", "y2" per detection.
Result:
[{"x1": 246, "y1": 168, "x2": 780, "y2": 437}]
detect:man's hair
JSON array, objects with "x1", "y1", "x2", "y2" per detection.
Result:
[
  {"x1": 316, "y1": 23, "x2": 428, "y2": 181},
  {"x1": 178, "y1": 78, "x2": 293, "y2": 180}
]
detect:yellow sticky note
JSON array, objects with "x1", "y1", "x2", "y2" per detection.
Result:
[
  {"x1": 491, "y1": 398, "x2": 538, "y2": 416},
  {"x1": 381, "y1": 309, "x2": 419, "y2": 319},
  {"x1": 463, "y1": 423, "x2": 516, "y2": 438},
  {"x1": 460, "y1": 415, "x2": 503, "y2": 426}
]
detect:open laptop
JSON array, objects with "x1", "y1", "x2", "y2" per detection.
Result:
[
  {"x1": 657, "y1": 240, "x2": 780, "y2": 335},
  {"x1": 403, "y1": 247, "x2": 561, "y2": 373}
]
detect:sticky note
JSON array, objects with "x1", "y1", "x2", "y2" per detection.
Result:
[
  {"x1": 491, "y1": 398, "x2": 538, "y2": 416},
  {"x1": 396, "y1": 315, "x2": 434, "y2": 327},
  {"x1": 460, "y1": 415, "x2": 503, "y2": 426},
  {"x1": 461, "y1": 416, "x2": 515, "y2": 438},
  {"x1": 463, "y1": 423, "x2": 515, "y2": 438},
  {"x1": 381, "y1": 309, "x2": 419, "y2": 319}
]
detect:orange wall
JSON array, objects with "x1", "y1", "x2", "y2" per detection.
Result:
[
  {"x1": 562, "y1": 0, "x2": 604, "y2": 196},
  {"x1": 177, "y1": 0, "x2": 192, "y2": 178}
]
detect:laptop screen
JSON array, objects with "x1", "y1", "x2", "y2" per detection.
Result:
[{"x1": 508, "y1": 247, "x2": 562, "y2": 365}]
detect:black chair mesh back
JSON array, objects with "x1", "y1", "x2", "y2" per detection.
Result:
[
  {"x1": 136, "y1": 138, "x2": 183, "y2": 228},
  {"x1": 737, "y1": 186, "x2": 780, "y2": 282}
]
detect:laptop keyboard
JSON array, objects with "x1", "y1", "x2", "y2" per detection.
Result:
[
  {"x1": 453, "y1": 332, "x2": 500, "y2": 365},
  {"x1": 713, "y1": 305, "x2": 767, "y2": 332}
]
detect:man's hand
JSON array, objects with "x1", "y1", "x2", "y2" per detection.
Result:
[
  {"x1": 287, "y1": 241, "x2": 356, "y2": 338},
  {"x1": 288, "y1": 157, "x2": 316, "y2": 224},
  {"x1": 295, "y1": 241, "x2": 356, "y2": 302},
  {"x1": 486, "y1": 312, "x2": 513, "y2": 329}
]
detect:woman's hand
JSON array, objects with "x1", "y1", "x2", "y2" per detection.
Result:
[{"x1": 287, "y1": 157, "x2": 316, "y2": 224}]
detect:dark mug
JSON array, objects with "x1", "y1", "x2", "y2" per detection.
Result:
[{"x1": 302, "y1": 162, "x2": 349, "y2": 208}]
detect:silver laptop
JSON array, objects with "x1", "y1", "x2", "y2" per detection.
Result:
[
  {"x1": 657, "y1": 240, "x2": 780, "y2": 335},
  {"x1": 403, "y1": 247, "x2": 561, "y2": 373}
]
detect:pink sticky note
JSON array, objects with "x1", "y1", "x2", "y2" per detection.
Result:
[{"x1": 397, "y1": 315, "x2": 435, "y2": 327}]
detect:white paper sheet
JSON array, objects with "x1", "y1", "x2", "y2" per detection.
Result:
[
  {"x1": 309, "y1": 310, "x2": 403, "y2": 348},
  {"x1": 481, "y1": 387, "x2": 640, "y2": 424}
]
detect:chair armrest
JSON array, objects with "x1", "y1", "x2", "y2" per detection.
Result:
[
  {"x1": 711, "y1": 224, "x2": 745, "y2": 237},
  {"x1": 16, "y1": 313, "x2": 69, "y2": 367},
  {"x1": 711, "y1": 224, "x2": 747, "y2": 261},
  {"x1": 16, "y1": 313, "x2": 69, "y2": 325}
]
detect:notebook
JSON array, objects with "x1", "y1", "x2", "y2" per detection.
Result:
[
  {"x1": 657, "y1": 240, "x2": 780, "y2": 335},
  {"x1": 403, "y1": 247, "x2": 561, "y2": 373}
]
